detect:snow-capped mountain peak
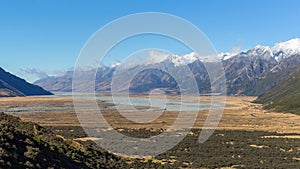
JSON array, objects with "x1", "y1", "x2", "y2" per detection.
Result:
[
  {"x1": 272, "y1": 38, "x2": 300, "y2": 61},
  {"x1": 110, "y1": 62, "x2": 121, "y2": 68},
  {"x1": 169, "y1": 52, "x2": 199, "y2": 66},
  {"x1": 218, "y1": 52, "x2": 237, "y2": 60},
  {"x1": 272, "y1": 38, "x2": 300, "y2": 53},
  {"x1": 246, "y1": 45, "x2": 273, "y2": 60}
]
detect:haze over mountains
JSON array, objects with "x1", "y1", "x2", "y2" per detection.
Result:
[
  {"x1": 0, "y1": 67, "x2": 52, "y2": 97},
  {"x1": 35, "y1": 38, "x2": 300, "y2": 96}
]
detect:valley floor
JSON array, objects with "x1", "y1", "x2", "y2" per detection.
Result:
[{"x1": 1, "y1": 96, "x2": 299, "y2": 134}]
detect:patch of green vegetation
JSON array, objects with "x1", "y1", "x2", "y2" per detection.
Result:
[
  {"x1": 49, "y1": 145, "x2": 55, "y2": 151},
  {"x1": 33, "y1": 136, "x2": 41, "y2": 144}
]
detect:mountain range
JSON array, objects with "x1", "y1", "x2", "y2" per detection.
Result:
[
  {"x1": 0, "y1": 67, "x2": 52, "y2": 97},
  {"x1": 35, "y1": 38, "x2": 300, "y2": 96}
]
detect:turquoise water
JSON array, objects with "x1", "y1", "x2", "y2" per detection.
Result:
[{"x1": 56, "y1": 92, "x2": 224, "y2": 111}]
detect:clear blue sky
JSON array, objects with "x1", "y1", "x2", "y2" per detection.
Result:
[{"x1": 1, "y1": 0, "x2": 300, "y2": 82}]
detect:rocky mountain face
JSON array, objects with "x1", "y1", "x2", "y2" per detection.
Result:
[
  {"x1": 0, "y1": 67, "x2": 52, "y2": 97},
  {"x1": 223, "y1": 46, "x2": 278, "y2": 95},
  {"x1": 223, "y1": 38, "x2": 300, "y2": 95},
  {"x1": 237, "y1": 54, "x2": 300, "y2": 96},
  {"x1": 35, "y1": 38, "x2": 300, "y2": 96}
]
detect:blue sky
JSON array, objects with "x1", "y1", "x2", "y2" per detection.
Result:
[{"x1": 1, "y1": 0, "x2": 300, "y2": 82}]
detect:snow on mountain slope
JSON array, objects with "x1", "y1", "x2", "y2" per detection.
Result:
[
  {"x1": 168, "y1": 52, "x2": 199, "y2": 66},
  {"x1": 244, "y1": 45, "x2": 274, "y2": 60},
  {"x1": 223, "y1": 38, "x2": 300, "y2": 62},
  {"x1": 218, "y1": 52, "x2": 237, "y2": 60},
  {"x1": 116, "y1": 51, "x2": 220, "y2": 68},
  {"x1": 152, "y1": 38, "x2": 300, "y2": 65},
  {"x1": 272, "y1": 38, "x2": 300, "y2": 61}
]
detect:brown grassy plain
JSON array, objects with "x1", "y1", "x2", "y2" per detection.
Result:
[{"x1": 1, "y1": 96, "x2": 299, "y2": 135}]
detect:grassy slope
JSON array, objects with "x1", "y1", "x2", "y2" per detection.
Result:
[{"x1": 255, "y1": 69, "x2": 300, "y2": 115}]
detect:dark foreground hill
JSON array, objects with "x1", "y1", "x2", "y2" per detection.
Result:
[
  {"x1": 255, "y1": 69, "x2": 300, "y2": 115},
  {"x1": 0, "y1": 67, "x2": 52, "y2": 97},
  {"x1": 0, "y1": 112, "x2": 158, "y2": 169}
]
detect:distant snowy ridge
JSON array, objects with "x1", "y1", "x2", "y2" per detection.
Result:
[
  {"x1": 107, "y1": 38, "x2": 300, "y2": 68},
  {"x1": 112, "y1": 38, "x2": 300, "y2": 67},
  {"x1": 187, "y1": 38, "x2": 300, "y2": 63}
]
